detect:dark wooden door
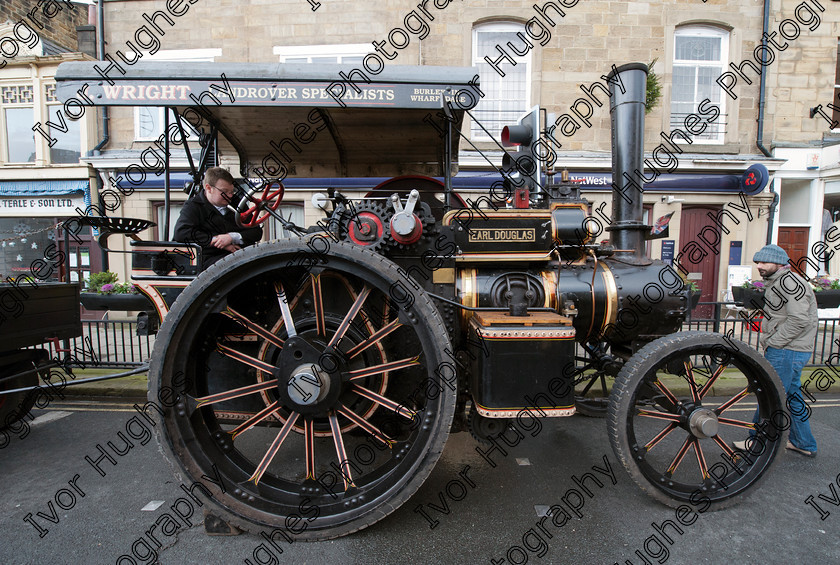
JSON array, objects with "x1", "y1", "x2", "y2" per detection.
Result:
[
  {"x1": 778, "y1": 227, "x2": 809, "y2": 271},
  {"x1": 56, "y1": 226, "x2": 103, "y2": 320},
  {"x1": 679, "y1": 206, "x2": 721, "y2": 318}
]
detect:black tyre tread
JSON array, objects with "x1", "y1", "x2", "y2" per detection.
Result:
[
  {"x1": 149, "y1": 237, "x2": 456, "y2": 540},
  {"x1": 606, "y1": 331, "x2": 786, "y2": 510}
]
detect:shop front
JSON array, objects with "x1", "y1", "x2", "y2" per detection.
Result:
[{"x1": 0, "y1": 179, "x2": 100, "y2": 285}]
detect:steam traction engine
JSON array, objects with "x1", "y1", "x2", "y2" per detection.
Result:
[{"x1": 54, "y1": 62, "x2": 786, "y2": 538}]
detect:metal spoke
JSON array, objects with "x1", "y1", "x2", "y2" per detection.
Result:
[
  {"x1": 228, "y1": 400, "x2": 283, "y2": 440},
  {"x1": 692, "y1": 439, "x2": 709, "y2": 480},
  {"x1": 666, "y1": 436, "x2": 693, "y2": 476},
  {"x1": 195, "y1": 379, "x2": 279, "y2": 408},
  {"x1": 637, "y1": 409, "x2": 682, "y2": 423},
  {"x1": 653, "y1": 379, "x2": 680, "y2": 406},
  {"x1": 346, "y1": 355, "x2": 420, "y2": 381},
  {"x1": 337, "y1": 405, "x2": 394, "y2": 447},
  {"x1": 274, "y1": 281, "x2": 297, "y2": 338},
  {"x1": 684, "y1": 360, "x2": 700, "y2": 404},
  {"x1": 222, "y1": 306, "x2": 286, "y2": 349},
  {"x1": 717, "y1": 417, "x2": 757, "y2": 430},
  {"x1": 311, "y1": 274, "x2": 325, "y2": 337},
  {"x1": 346, "y1": 318, "x2": 403, "y2": 359},
  {"x1": 698, "y1": 362, "x2": 728, "y2": 399},
  {"x1": 352, "y1": 384, "x2": 418, "y2": 421},
  {"x1": 304, "y1": 418, "x2": 316, "y2": 480},
  {"x1": 712, "y1": 434, "x2": 740, "y2": 460},
  {"x1": 329, "y1": 285, "x2": 371, "y2": 348},
  {"x1": 217, "y1": 343, "x2": 278, "y2": 374},
  {"x1": 714, "y1": 387, "x2": 750, "y2": 415},
  {"x1": 644, "y1": 422, "x2": 678, "y2": 452},
  {"x1": 248, "y1": 412, "x2": 300, "y2": 485},
  {"x1": 329, "y1": 411, "x2": 355, "y2": 489}
]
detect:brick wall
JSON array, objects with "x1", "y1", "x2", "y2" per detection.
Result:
[
  {"x1": 97, "y1": 0, "x2": 790, "y2": 155},
  {"x1": 0, "y1": 0, "x2": 89, "y2": 52}
]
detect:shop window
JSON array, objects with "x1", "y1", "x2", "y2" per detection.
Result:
[
  {"x1": 471, "y1": 22, "x2": 531, "y2": 141},
  {"x1": 0, "y1": 218, "x2": 60, "y2": 281},
  {"x1": 670, "y1": 26, "x2": 729, "y2": 143},
  {"x1": 1, "y1": 84, "x2": 36, "y2": 163}
]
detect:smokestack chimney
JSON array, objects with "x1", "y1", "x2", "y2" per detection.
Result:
[{"x1": 607, "y1": 63, "x2": 649, "y2": 265}]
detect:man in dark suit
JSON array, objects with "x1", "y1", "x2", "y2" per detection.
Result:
[{"x1": 173, "y1": 167, "x2": 263, "y2": 268}]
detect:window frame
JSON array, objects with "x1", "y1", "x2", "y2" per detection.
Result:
[
  {"x1": 470, "y1": 22, "x2": 532, "y2": 142},
  {"x1": 670, "y1": 25, "x2": 729, "y2": 145},
  {"x1": 0, "y1": 83, "x2": 37, "y2": 164},
  {"x1": 132, "y1": 49, "x2": 222, "y2": 141},
  {"x1": 832, "y1": 37, "x2": 839, "y2": 131},
  {"x1": 273, "y1": 44, "x2": 370, "y2": 64}
]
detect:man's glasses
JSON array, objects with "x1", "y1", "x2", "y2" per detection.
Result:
[{"x1": 209, "y1": 185, "x2": 236, "y2": 197}]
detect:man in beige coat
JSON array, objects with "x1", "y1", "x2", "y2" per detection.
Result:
[{"x1": 735, "y1": 244, "x2": 818, "y2": 456}]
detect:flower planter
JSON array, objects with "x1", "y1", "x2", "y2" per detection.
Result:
[
  {"x1": 80, "y1": 292, "x2": 151, "y2": 311},
  {"x1": 732, "y1": 287, "x2": 765, "y2": 309},
  {"x1": 689, "y1": 290, "x2": 701, "y2": 310},
  {"x1": 815, "y1": 288, "x2": 840, "y2": 308}
]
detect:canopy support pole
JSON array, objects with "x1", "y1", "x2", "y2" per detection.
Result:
[{"x1": 164, "y1": 107, "x2": 171, "y2": 240}]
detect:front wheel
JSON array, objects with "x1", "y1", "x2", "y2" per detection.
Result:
[
  {"x1": 149, "y1": 237, "x2": 456, "y2": 539},
  {"x1": 607, "y1": 332, "x2": 786, "y2": 509}
]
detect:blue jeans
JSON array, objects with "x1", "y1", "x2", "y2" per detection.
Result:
[{"x1": 752, "y1": 347, "x2": 818, "y2": 452}]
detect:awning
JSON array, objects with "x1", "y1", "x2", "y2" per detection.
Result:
[
  {"x1": 0, "y1": 179, "x2": 88, "y2": 196},
  {"x1": 55, "y1": 62, "x2": 478, "y2": 178}
]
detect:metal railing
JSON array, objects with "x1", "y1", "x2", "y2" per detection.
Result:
[
  {"x1": 44, "y1": 319, "x2": 155, "y2": 369},
  {"x1": 35, "y1": 304, "x2": 840, "y2": 369},
  {"x1": 685, "y1": 301, "x2": 839, "y2": 366}
]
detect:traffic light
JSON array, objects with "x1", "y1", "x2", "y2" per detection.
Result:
[{"x1": 501, "y1": 106, "x2": 541, "y2": 190}]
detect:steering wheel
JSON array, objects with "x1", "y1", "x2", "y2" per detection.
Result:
[{"x1": 236, "y1": 181, "x2": 285, "y2": 228}]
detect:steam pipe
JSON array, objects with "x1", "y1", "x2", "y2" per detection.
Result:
[{"x1": 606, "y1": 63, "x2": 649, "y2": 264}]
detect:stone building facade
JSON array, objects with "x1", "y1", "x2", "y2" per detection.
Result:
[
  {"x1": 52, "y1": 0, "x2": 840, "y2": 306},
  {"x1": 0, "y1": 1, "x2": 98, "y2": 288}
]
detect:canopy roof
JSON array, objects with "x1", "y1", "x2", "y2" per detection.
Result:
[{"x1": 55, "y1": 62, "x2": 479, "y2": 178}]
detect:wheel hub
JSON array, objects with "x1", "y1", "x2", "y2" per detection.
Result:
[
  {"x1": 688, "y1": 407, "x2": 719, "y2": 438},
  {"x1": 286, "y1": 364, "x2": 329, "y2": 406}
]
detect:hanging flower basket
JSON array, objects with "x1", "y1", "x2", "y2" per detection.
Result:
[
  {"x1": 732, "y1": 286, "x2": 765, "y2": 309},
  {"x1": 815, "y1": 289, "x2": 840, "y2": 308},
  {"x1": 80, "y1": 292, "x2": 151, "y2": 311}
]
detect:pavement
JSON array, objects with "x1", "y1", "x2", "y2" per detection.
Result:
[{"x1": 60, "y1": 366, "x2": 840, "y2": 401}]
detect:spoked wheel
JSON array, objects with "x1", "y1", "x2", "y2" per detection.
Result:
[
  {"x1": 149, "y1": 237, "x2": 456, "y2": 539},
  {"x1": 608, "y1": 331, "x2": 786, "y2": 509}
]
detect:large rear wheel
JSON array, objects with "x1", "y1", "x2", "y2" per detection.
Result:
[{"x1": 149, "y1": 237, "x2": 455, "y2": 539}]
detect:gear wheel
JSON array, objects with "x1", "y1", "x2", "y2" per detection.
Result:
[
  {"x1": 467, "y1": 409, "x2": 511, "y2": 445},
  {"x1": 342, "y1": 200, "x2": 392, "y2": 253},
  {"x1": 387, "y1": 201, "x2": 437, "y2": 250}
]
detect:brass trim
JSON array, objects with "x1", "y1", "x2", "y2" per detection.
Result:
[
  {"x1": 474, "y1": 402, "x2": 576, "y2": 418},
  {"x1": 540, "y1": 270, "x2": 557, "y2": 309},
  {"x1": 432, "y1": 267, "x2": 455, "y2": 284},
  {"x1": 457, "y1": 268, "x2": 477, "y2": 326},
  {"x1": 442, "y1": 208, "x2": 553, "y2": 226},
  {"x1": 474, "y1": 327, "x2": 576, "y2": 339},
  {"x1": 454, "y1": 252, "x2": 554, "y2": 262},
  {"x1": 599, "y1": 261, "x2": 619, "y2": 329}
]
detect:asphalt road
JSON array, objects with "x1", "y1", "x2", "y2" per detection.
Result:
[{"x1": 1, "y1": 397, "x2": 838, "y2": 565}]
